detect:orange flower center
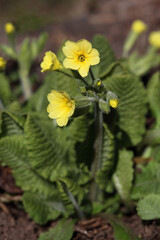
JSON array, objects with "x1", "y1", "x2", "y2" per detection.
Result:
[{"x1": 78, "y1": 55, "x2": 85, "y2": 62}]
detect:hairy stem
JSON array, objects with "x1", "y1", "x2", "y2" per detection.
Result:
[
  {"x1": 89, "y1": 102, "x2": 103, "y2": 202},
  {"x1": 19, "y1": 69, "x2": 32, "y2": 101},
  {"x1": 57, "y1": 70, "x2": 90, "y2": 88}
]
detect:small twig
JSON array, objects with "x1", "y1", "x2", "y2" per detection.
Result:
[
  {"x1": 74, "y1": 225, "x2": 92, "y2": 238},
  {"x1": 0, "y1": 194, "x2": 22, "y2": 203},
  {"x1": 0, "y1": 202, "x2": 10, "y2": 214}
]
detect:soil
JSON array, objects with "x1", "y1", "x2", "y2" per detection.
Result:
[
  {"x1": 1, "y1": 167, "x2": 160, "y2": 240},
  {"x1": 1, "y1": 0, "x2": 160, "y2": 239},
  {"x1": 0, "y1": 205, "x2": 160, "y2": 240}
]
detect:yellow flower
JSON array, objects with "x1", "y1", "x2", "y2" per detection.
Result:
[
  {"x1": 0, "y1": 57, "x2": 6, "y2": 70},
  {"x1": 5, "y1": 23, "x2": 15, "y2": 34},
  {"x1": 47, "y1": 90, "x2": 75, "y2": 127},
  {"x1": 149, "y1": 31, "x2": 160, "y2": 48},
  {"x1": 62, "y1": 39, "x2": 100, "y2": 77},
  {"x1": 109, "y1": 99, "x2": 118, "y2": 108},
  {"x1": 132, "y1": 20, "x2": 147, "y2": 34},
  {"x1": 41, "y1": 51, "x2": 62, "y2": 73}
]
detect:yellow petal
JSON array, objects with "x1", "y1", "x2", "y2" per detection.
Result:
[
  {"x1": 67, "y1": 102, "x2": 75, "y2": 117},
  {"x1": 47, "y1": 103, "x2": 65, "y2": 113},
  {"x1": 78, "y1": 62, "x2": 90, "y2": 77},
  {"x1": 89, "y1": 48, "x2": 99, "y2": 58},
  {"x1": 63, "y1": 58, "x2": 80, "y2": 70},
  {"x1": 88, "y1": 56, "x2": 100, "y2": 66},
  {"x1": 50, "y1": 90, "x2": 66, "y2": 99},
  {"x1": 56, "y1": 116, "x2": 69, "y2": 127},
  {"x1": 48, "y1": 107, "x2": 67, "y2": 119},
  {"x1": 61, "y1": 91, "x2": 71, "y2": 100},
  {"x1": 47, "y1": 92, "x2": 64, "y2": 103},
  {"x1": 62, "y1": 41, "x2": 79, "y2": 58},
  {"x1": 77, "y1": 39, "x2": 92, "y2": 54}
]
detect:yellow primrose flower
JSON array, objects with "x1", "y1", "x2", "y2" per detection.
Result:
[
  {"x1": 5, "y1": 23, "x2": 15, "y2": 34},
  {"x1": 149, "y1": 31, "x2": 160, "y2": 48},
  {"x1": 0, "y1": 57, "x2": 6, "y2": 70},
  {"x1": 47, "y1": 90, "x2": 75, "y2": 127},
  {"x1": 132, "y1": 20, "x2": 147, "y2": 34},
  {"x1": 62, "y1": 39, "x2": 100, "y2": 77},
  {"x1": 41, "y1": 51, "x2": 62, "y2": 73},
  {"x1": 109, "y1": 99, "x2": 119, "y2": 109}
]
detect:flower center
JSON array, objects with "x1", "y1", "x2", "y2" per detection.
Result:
[
  {"x1": 66, "y1": 101, "x2": 72, "y2": 107},
  {"x1": 78, "y1": 55, "x2": 85, "y2": 62}
]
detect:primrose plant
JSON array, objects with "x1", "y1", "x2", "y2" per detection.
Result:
[
  {"x1": 1, "y1": 19, "x2": 160, "y2": 239},
  {"x1": 40, "y1": 39, "x2": 119, "y2": 216}
]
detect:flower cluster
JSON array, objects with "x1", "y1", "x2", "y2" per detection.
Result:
[{"x1": 41, "y1": 39, "x2": 118, "y2": 127}]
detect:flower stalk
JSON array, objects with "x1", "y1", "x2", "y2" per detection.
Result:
[
  {"x1": 60, "y1": 181, "x2": 85, "y2": 220},
  {"x1": 90, "y1": 102, "x2": 103, "y2": 202},
  {"x1": 19, "y1": 69, "x2": 32, "y2": 101}
]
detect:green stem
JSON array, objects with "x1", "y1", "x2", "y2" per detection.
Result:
[
  {"x1": 89, "y1": 102, "x2": 103, "y2": 202},
  {"x1": 89, "y1": 68, "x2": 95, "y2": 83},
  {"x1": 60, "y1": 181, "x2": 85, "y2": 220},
  {"x1": 57, "y1": 70, "x2": 90, "y2": 88},
  {"x1": 19, "y1": 69, "x2": 32, "y2": 101},
  {"x1": 0, "y1": 99, "x2": 5, "y2": 111}
]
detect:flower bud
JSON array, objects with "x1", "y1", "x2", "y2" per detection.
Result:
[
  {"x1": 149, "y1": 31, "x2": 160, "y2": 49},
  {"x1": 5, "y1": 23, "x2": 15, "y2": 34},
  {"x1": 73, "y1": 97, "x2": 92, "y2": 117},
  {"x1": 99, "y1": 99, "x2": 110, "y2": 114},
  {"x1": 93, "y1": 78, "x2": 104, "y2": 90},
  {"x1": 109, "y1": 99, "x2": 119, "y2": 108},
  {"x1": 132, "y1": 20, "x2": 147, "y2": 34},
  {"x1": 0, "y1": 57, "x2": 6, "y2": 71},
  {"x1": 106, "y1": 91, "x2": 119, "y2": 108}
]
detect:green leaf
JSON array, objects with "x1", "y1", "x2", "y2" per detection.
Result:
[
  {"x1": 0, "y1": 44, "x2": 17, "y2": 59},
  {"x1": 45, "y1": 70, "x2": 81, "y2": 97},
  {"x1": 105, "y1": 74, "x2": 147, "y2": 145},
  {"x1": 96, "y1": 123, "x2": 115, "y2": 191},
  {"x1": 27, "y1": 83, "x2": 50, "y2": 111},
  {"x1": 31, "y1": 32, "x2": 48, "y2": 60},
  {"x1": 113, "y1": 150, "x2": 133, "y2": 203},
  {"x1": 108, "y1": 215, "x2": 137, "y2": 240},
  {"x1": 137, "y1": 194, "x2": 160, "y2": 220},
  {"x1": 151, "y1": 145, "x2": 160, "y2": 162},
  {"x1": 23, "y1": 192, "x2": 62, "y2": 224},
  {"x1": 0, "y1": 135, "x2": 55, "y2": 197},
  {"x1": 0, "y1": 111, "x2": 23, "y2": 136},
  {"x1": 0, "y1": 74, "x2": 12, "y2": 105},
  {"x1": 91, "y1": 34, "x2": 116, "y2": 78},
  {"x1": 147, "y1": 72, "x2": 160, "y2": 127},
  {"x1": 19, "y1": 38, "x2": 32, "y2": 69},
  {"x1": 24, "y1": 115, "x2": 68, "y2": 181},
  {"x1": 38, "y1": 219, "x2": 75, "y2": 240},
  {"x1": 129, "y1": 51, "x2": 160, "y2": 77},
  {"x1": 132, "y1": 161, "x2": 160, "y2": 199}
]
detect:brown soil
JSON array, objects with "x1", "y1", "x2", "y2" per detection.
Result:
[{"x1": 0, "y1": 205, "x2": 160, "y2": 240}]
